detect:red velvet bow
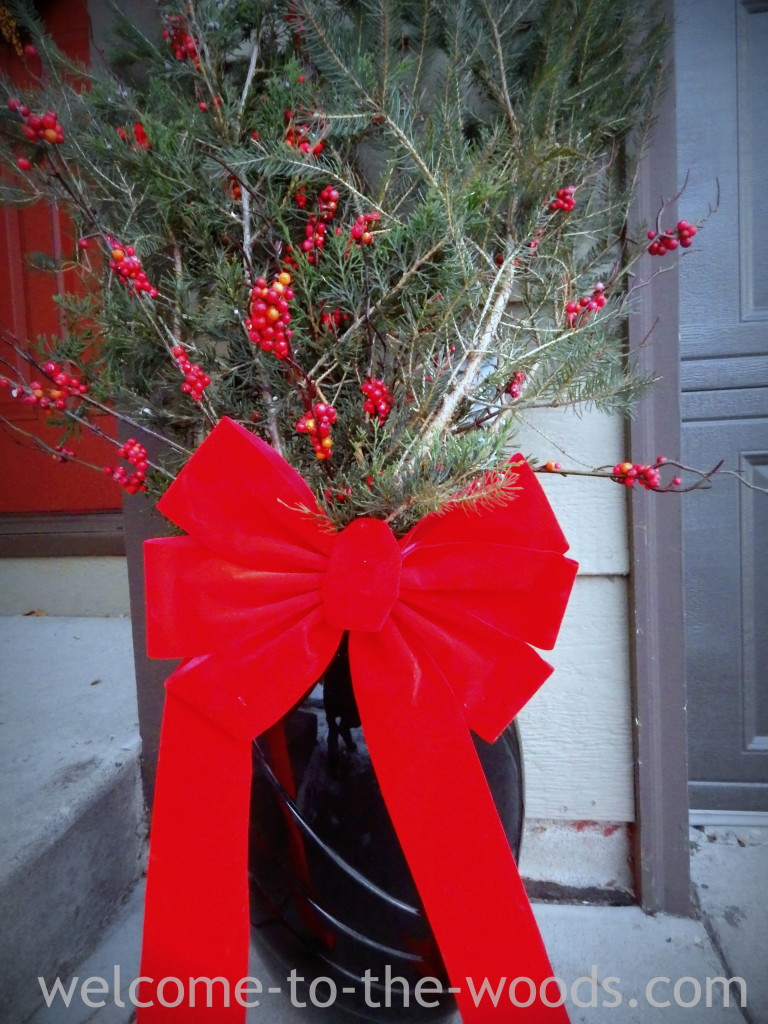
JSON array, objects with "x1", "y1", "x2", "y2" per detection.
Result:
[{"x1": 139, "y1": 416, "x2": 577, "y2": 1023}]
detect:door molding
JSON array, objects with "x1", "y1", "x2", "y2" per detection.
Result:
[{"x1": 627, "y1": 0, "x2": 692, "y2": 916}]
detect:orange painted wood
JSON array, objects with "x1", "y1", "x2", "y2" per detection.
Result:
[{"x1": 0, "y1": 1, "x2": 121, "y2": 514}]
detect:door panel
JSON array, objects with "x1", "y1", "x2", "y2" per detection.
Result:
[
  {"x1": 0, "y1": 0, "x2": 120, "y2": 515},
  {"x1": 677, "y1": 0, "x2": 768, "y2": 811}
]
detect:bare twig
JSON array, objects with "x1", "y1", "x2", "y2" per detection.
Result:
[
  {"x1": 418, "y1": 256, "x2": 517, "y2": 439},
  {"x1": 239, "y1": 34, "x2": 260, "y2": 117},
  {"x1": 0, "y1": 413, "x2": 105, "y2": 474},
  {"x1": 480, "y1": 0, "x2": 518, "y2": 137},
  {"x1": 533, "y1": 458, "x2": 731, "y2": 494}
]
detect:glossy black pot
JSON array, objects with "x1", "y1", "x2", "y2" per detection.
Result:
[{"x1": 249, "y1": 636, "x2": 524, "y2": 1021}]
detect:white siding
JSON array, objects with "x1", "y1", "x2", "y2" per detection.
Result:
[{"x1": 514, "y1": 407, "x2": 634, "y2": 825}]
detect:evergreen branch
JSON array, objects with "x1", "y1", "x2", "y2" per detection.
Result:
[
  {"x1": 411, "y1": 0, "x2": 431, "y2": 101},
  {"x1": 480, "y1": 0, "x2": 519, "y2": 137},
  {"x1": 335, "y1": 238, "x2": 445, "y2": 345},
  {"x1": 379, "y1": 1, "x2": 390, "y2": 110},
  {"x1": 0, "y1": 0, "x2": 701, "y2": 526},
  {"x1": 296, "y1": 0, "x2": 438, "y2": 188}
]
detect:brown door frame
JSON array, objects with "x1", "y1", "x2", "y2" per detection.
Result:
[{"x1": 628, "y1": 0, "x2": 692, "y2": 916}]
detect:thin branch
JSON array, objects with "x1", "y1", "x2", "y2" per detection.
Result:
[
  {"x1": 239, "y1": 34, "x2": 260, "y2": 117},
  {"x1": 336, "y1": 239, "x2": 445, "y2": 346},
  {"x1": 0, "y1": 413, "x2": 106, "y2": 474},
  {"x1": 241, "y1": 187, "x2": 253, "y2": 278},
  {"x1": 0, "y1": 329, "x2": 193, "y2": 455},
  {"x1": 417, "y1": 256, "x2": 518, "y2": 440},
  {"x1": 480, "y1": 0, "x2": 518, "y2": 137}
]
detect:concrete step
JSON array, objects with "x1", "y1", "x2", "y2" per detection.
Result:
[
  {"x1": 29, "y1": 882, "x2": 143, "y2": 1024},
  {"x1": 0, "y1": 617, "x2": 146, "y2": 1024}
]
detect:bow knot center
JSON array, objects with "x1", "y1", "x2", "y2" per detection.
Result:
[{"x1": 323, "y1": 518, "x2": 401, "y2": 632}]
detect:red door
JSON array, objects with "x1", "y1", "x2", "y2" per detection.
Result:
[{"x1": 0, "y1": 0, "x2": 120, "y2": 514}]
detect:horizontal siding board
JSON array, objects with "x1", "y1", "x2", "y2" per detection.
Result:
[
  {"x1": 514, "y1": 407, "x2": 629, "y2": 576},
  {"x1": 518, "y1": 575, "x2": 634, "y2": 822}
]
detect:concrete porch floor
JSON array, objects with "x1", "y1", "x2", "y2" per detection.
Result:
[
  {"x1": 3, "y1": 616, "x2": 767, "y2": 1024},
  {"x1": 25, "y1": 832, "x2": 768, "y2": 1024}
]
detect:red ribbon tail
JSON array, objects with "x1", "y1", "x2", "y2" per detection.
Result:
[
  {"x1": 138, "y1": 693, "x2": 251, "y2": 1022},
  {"x1": 351, "y1": 626, "x2": 571, "y2": 1024}
]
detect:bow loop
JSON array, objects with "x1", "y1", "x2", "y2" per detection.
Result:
[
  {"x1": 157, "y1": 417, "x2": 334, "y2": 571},
  {"x1": 401, "y1": 455, "x2": 570, "y2": 556}
]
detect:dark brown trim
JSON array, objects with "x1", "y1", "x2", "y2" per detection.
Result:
[
  {"x1": 627, "y1": 0, "x2": 692, "y2": 916},
  {"x1": 0, "y1": 511, "x2": 125, "y2": 557}
]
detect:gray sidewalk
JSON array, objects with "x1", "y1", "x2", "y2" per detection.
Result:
[{"x1": 28, "y1": 825, "x2": 768, "y2": 1024}]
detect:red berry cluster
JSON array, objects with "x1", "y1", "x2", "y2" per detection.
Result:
[
  {"x1": 613, "y1": 459, "x2": 662, "y2": 490},
  {"x1": 107, "y1": 238, "x2": 159, "y2": 298},
  {"x1": 318, "y1": 185, "x2": 339, "y2": 217},
  {"x1": 163, "y1": 15, "x2": 200, "y2": 68},
  {"x1": 52, "y1": 444, "x2": 75, "y2": 463},
  {"x1": 8, "y1": 98, "x2": 64, "y2": 145},
  {"x1": 324, "y1": 485, "x2": 352, "y2": 503},
  {"x1": 544, "y1": 460, "x2": 563, "y2": 471},
  {"x1": 298, "y1": 185, "x2": 340, "y2": 264},
  {"x1": 116, "y1": 123, "x2": 150, "y2": 151},
  {"x1": 549, "y1": 185, "x2": 575, "y2": 212},
  {"x1": 301, "y1": 215, "x2": 329, "y2": 264},
  {"x1": 170, "y1": 346, "x2": 211, "y2": 402},
  {"x1": 285, "y1": 7, "x2": 305, "y2": 40},
  {"x1": 296, "y1": 402, "x2": 337, "y2": 460},
  {"x1": 565, "y1": 281, "x2": 607, "y2": 328},
  {"x1": 348, "y1": 211, "x2": 379, "y2": 248},
  {"x1": 282, "y1": 247, "x2": 299, "y2": 271},
  {"x1": 319, "y1": 305, "x2": 349, "y2": 334},
  {"x1": 647, "y1": 220, "x2": 697, "y2": 255},
  {"x1": 361, "y1": 378, "x2": 393, "y2": 424},
  {"x1": 104, "y1": 439, "x2": 149, "y2": 494},
  {"x1": 0, "y1": 360, "x2": 87, "y2": 410},
  {"x1": 284, "y1": 109, "x2": 324, "y2": 156},
  {"x1": 244, "y1": 272, "x2": 295, "y2": 359},
  {"x1": 505, "y1": 370, "x2": 526, "y2": 398},
  {"x1": 614, "y1": 455, "x2": 682, "y2": 489}
]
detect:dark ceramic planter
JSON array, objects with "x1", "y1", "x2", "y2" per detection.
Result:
[{"x1": 249, "y1": 636, "x2": 525, "y2": 1021}]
